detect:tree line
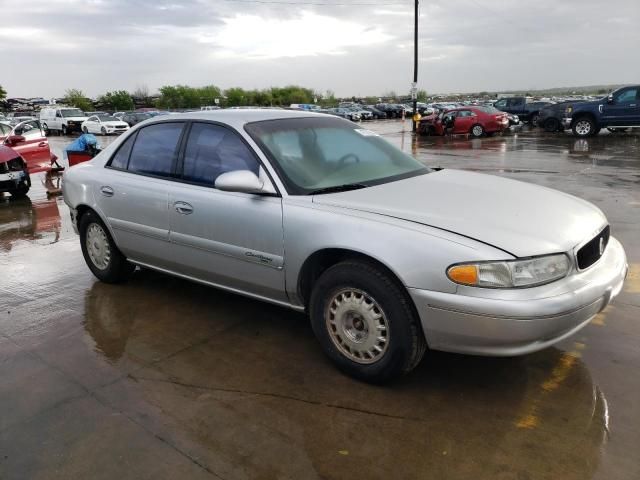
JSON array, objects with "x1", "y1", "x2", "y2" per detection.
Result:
[{"x1": 59, "y1": 85, "x2": 339, "y2": 112}]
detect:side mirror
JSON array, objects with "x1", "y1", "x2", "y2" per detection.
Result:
[
  {"x1": 607, "y1": 95, "x2": 614, "y2": 104},
  {"x1": 215, "y1": 170, "x2": 270, "y2": 194},
  {"x1": 7, "y1": 135, "x2": 25, "y2": 145}
]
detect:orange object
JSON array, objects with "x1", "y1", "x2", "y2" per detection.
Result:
[{"x1": 447, "y1": 265, "x2": 478, "y2": 285}]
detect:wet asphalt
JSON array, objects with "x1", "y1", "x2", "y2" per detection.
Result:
[{"x1": 1, "y1": 122, "x2": 639, "y2": 479}]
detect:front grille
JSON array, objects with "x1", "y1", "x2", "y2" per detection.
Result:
[{"x1": 577, "y1": 225, "x2": 610, "y2": 270}]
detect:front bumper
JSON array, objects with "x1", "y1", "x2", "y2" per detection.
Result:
[
  {"x1": 562, "y1": 117, "x2": 573, "y2": 128},
  {"x1": 409, "y1": 237, "x2": 628, "y2": 356},
  {"x1": 0, "y1": 171, "x2": 28, "y2": 191}
]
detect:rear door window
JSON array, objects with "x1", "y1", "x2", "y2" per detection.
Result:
[{"x1": 126, "y1": 123, "x2": 184, "y2": 177}]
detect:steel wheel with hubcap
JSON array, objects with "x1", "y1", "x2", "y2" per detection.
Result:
[
  {"x1": 471, "y1": 124, "x2": 484, "y2": 137},
  {"x1": 310, "y1": 260, "x2": 426, "y2": 383},
  {"x1": 86, "y1": 223, "x2": 111, "y2": 270},
  {"x1": 326, "y1": 288, "x2": 389, "y2": 364},
  {"x1": 79, "y1": 211, "x2": 135, "y2": 283}
]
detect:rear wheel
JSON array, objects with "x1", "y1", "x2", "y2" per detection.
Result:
[
  {"x1": 572, "y1": 117, "x2": 596, "y2": 137},
  {"x1": 309, "y1": 260, "x2": 426, "y2": 383},
  {"x1": 544, "y1": 118, "x2": 560, "y2": 132},
  {"x1": 79, "y1": 211, "x2": 135, "y2": 283},
  {"x1": 471, "y1": 124, "x2": 485, "y2": 137}
]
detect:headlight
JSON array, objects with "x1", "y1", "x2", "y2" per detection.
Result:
[{"x1": 447, "y1": 254, "x2": 570, "y2": 288}]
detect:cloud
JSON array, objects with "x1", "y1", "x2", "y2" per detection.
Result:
[
  {"x1": 0, "y1": 0, "x2": 638, "y2": 98},
  {"x1": 199, "y1": 11, "x2": 392, "y2": 59}
]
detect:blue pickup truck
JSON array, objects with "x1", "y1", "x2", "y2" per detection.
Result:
[{"x1": 563, "y1": 86, "x2": 640, "y2": 137}]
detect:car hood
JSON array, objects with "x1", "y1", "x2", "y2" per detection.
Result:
[
  {"x1": 66, "y1": 117, "x2": 88, "y2": 121},
  {"x1": 103, "y1": 121, "x2": 127, "y2": 127},
  {"x1": 312, "y1": 170, "x2": 607, "y2": 257}
]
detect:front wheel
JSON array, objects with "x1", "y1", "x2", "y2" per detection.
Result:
[
  {"x1": 61, "y1": 125, "x2": 68, "y2": 136},
  {"x1": 309, "y1": 260, "x2": 426, "y2": 383},
  {"x1": 530, "y1": 114, "x2": 539, "y2": 127},
  {"x1": 470, "y1": 124, "x2": 485, "y2": 137},
  {"x1": 572, "y1": 117, "x2": 596, "y2": 137},
  {"x1": 101, "y1": 127, "x2": 107, "y2": 135},
  {"x1": 79, "y1": 211, "x2": 135, "y2": 283},
  {"x1": 82, "y1": 126, "x2": 88, "y2": 133},
  {"x1": 42, "y1": 123, "x2": 49, "y2": 136}
]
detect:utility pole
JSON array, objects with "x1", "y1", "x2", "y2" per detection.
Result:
[{"x1": 411, "y1": 0, "x2": 419, "y2": 132}]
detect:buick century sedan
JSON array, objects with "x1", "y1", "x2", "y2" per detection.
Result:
[{"x1": 63, "y1": 110, "x2": 628, "y2": 382}]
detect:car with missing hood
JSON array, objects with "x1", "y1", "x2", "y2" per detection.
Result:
[
  {"x1": 62, "y1": 110, "x2": 628, "y2": 382},
  {"x1": 0, "y1": 144, "x2": 30, "y2": 197}
]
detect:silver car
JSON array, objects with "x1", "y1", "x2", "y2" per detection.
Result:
[{"x1": 63, "y1": 110, "x2": 628, "y2": 382}]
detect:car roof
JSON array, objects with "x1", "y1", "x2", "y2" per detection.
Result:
[{"x1": 146, "y1": 108, "x2": 323, "y2": 128}]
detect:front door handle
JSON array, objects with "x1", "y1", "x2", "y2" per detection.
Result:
[
  {"x1": 38, "y1": 142, "x2": 47, "y2": 147},
  {"x1": 174, "y1": 201, "x2": 193, "y2": 215},
  {"x1": 100, "y1": 186, "x2": 114, "y2": 197}
]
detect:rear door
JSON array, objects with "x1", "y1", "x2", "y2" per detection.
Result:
[
  {"x1": 602, "y1": 87, "x2": 640, "y2": 125},
  {"x1": 96, "y1": 122, "x2": 186, "y2": 268},
  {"x1": 452, "y1": 110, "x2": 474, "y2": 134},
  {"x1": 167, "y1": 122, "x2": 286, "y2": 301},
  {"x1": 8, "y1": 120, "x2": 52, "y2": 173}
]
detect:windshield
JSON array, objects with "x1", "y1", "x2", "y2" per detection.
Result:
[
  {"x1": 245, "y1": 117, "x2": 429, "y2": 195},
  {"x1": 478, "y1": 106, "x2": 500, "y2": 114},
  {"x1": 61, "y1": 109, "x2": 85, "y2": 117},
  {"x1": 97, "y1": 115, "x2": 117, "y2": 121}
]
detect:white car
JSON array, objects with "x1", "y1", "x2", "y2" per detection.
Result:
[{"x1": 81, "y1": 115, "x2": 130, "y2": 135}]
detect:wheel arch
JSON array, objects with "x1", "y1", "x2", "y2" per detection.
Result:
[
  {"x1": 74, "y1": 204, "x2": 122, "y2": 249},
  {"x1": 297, "y1": 247, "x2": 416, "y2": 311},
  {"x1": 571, "y1": 111, "x2": 597, "y2": 126}
]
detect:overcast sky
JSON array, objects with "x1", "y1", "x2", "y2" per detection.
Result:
[{"x1": 1, "y1": 0, "x2": 639, "y2": 98}]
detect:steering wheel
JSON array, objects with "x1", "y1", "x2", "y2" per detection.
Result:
[{"x1": 337, "y1": 153, "x2": 360, "y2": 166}]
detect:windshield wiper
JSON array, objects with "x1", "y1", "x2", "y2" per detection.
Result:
[{"x1": 308, "y1": 183, "x2": 369, "y2": 195}]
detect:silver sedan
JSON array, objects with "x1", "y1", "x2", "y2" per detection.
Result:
[{"x1": 62, "y1": 110, "x2": 628, "y2": 382}]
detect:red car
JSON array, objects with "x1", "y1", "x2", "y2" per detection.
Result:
[
  {"x1": 0, "y1": 120, "x2": 57, "y2": 174},
  {"x1": 419, "y1": 106, "x2": 510, "y2": 137},
  {"x1": 0, "y1": 144, "x2": 31, "y2": 197}
]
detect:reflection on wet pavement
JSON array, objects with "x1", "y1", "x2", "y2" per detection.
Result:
[{"x1": 1, "y1": 125, "x2": 639, "y2": 479}]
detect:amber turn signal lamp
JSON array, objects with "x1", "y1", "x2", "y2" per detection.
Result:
[{"x1": 447, "y1": 265, "x2": 478, "y2": 285}]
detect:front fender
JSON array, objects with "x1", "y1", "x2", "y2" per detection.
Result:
[{"x1": 282, "y1": 199, "x2": 513, "y2": 306}]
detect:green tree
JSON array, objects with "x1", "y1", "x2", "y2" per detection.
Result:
[
  {"x1": 63, "y1": 88, "x2": 93, "y2": 111},
  {"x1": 224, "y1": 87, "x2": 246, "y2": 107},
  {"x1": 416, "y1": 89, "x2": 428, "y2": 102},
  {"x1": 97, "y1": 90, "x2": 134, "y2": 111},
  {"x1": 156, "y1": 84, "x2": 222, "y2": 109},
  {"x1": 0, "y1": 84, "x2": 6, "y2": 101}
]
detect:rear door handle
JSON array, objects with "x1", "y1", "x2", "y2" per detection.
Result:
[
  {"x1": 100, "y1": 186, "x2": 114, "y2": 197},
  {"x1": 174, "y1": 201, "x2": 193, "y2": 215}
]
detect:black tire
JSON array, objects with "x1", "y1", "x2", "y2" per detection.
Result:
[
  {"x1": 9, "y1": 184, "x2": 29, "y2": 198},
  {"x1": 530, "y1": 114, "x2": 539, "y2": 127},
  {"x1": 79, "y1": 211, "x2": 135, "y2": 283},
  {"x1": 101, "y1": 127, "x2": 107, "y2": 135},
  {"x1": 61, "y1": 125, "x2": 68, "y2": 136},
  {"x1": 572, "y1": 117, "x2": 596, "y2": 137},
  {"x1": 42, "y1": 123, "x2": 49, "y2": 136},
  {"x1": 309, "y1": 260, "x2": 426, "y2": 383},
  {"x1": 82, "y1": 126, "x2": 88, "y2": 133},
  {"x1": 470, "y1": 124, "x2": 485, "y2": 137},
  {"x1": 544, "y1": 118, "x2": 560, "y2": 132}
]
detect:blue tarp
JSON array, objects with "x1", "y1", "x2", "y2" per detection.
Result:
[{"x1": 65, "y1": 134, "x2": 100, "y2": 153}]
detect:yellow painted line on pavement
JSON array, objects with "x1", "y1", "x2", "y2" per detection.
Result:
[
  {"x1": 515, "y1": 345, "x2": 582, "y2": 429},
  {"x1": 625, "y1": 263, "x2": 640, "y2": 294}
]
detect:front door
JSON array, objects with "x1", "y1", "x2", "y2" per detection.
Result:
[
  {"x1": 167, "y1": 122, "x2": 286, "y2": 302},
  {"x1": 95, "y1": 122, "x2": 186, "y2": 268},
  {"x1": 7, "y1": 121, "x2": 52, "y2": 173},
  {"x1": 601, "y1": 87, "x2": 640, "y2": 125}
]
